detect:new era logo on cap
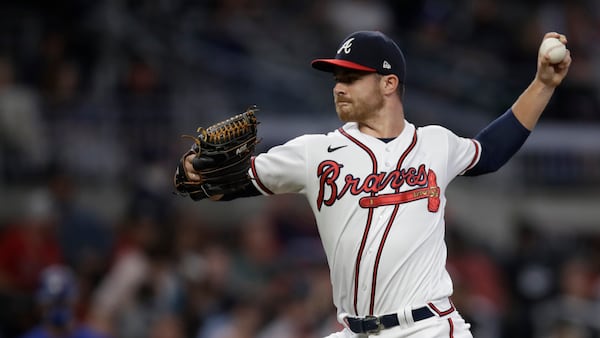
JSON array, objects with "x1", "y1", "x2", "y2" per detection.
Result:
[{"x1": 311, "y1": 31, "x2": 406, "y2": 83}]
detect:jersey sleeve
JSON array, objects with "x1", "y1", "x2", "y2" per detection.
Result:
[
  {"x1": 441, "y1": 127, "x2": 481, "y2": 178},
  {"x1": 249, "y1": 136, "x2": 308, "y2": 195}
]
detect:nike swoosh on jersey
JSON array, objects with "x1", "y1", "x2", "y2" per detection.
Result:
[{"x1": 327, "y1": 145, "x2": 348, "y2": 152}]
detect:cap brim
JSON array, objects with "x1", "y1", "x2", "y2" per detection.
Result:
[{"x1": 311, "y1": 59, "x2": 376, "y2": 73}]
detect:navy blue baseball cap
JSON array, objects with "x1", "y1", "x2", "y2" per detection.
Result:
[{"x1": 312, "y1": 31, "x2": 406, "y2": 83}]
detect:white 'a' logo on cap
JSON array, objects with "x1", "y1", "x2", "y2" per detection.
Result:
[{"x1": 337, "y1": 38, "x2": 355, "y2": 55}]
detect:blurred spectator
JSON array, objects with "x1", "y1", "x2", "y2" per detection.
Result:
[
  {"x1": 446, "y1": 226, "x2": 507, "y2": 312},
  {"x1": 503, "y1": 219, "x2": 560, "y2": 338},
  {"x1": 198, "y1": 295, "x2": 265, "y2": 338},
  {"x1": 114, "y1": 56, "x2": 173, "y2": 167},
  {"x1": 49, "y1": 168, "x2": 113, "y2": 271},
  {"x1": 257, "y1": 297, "x2": 312, "y2": 338},
  {"x1": 189, "y1": 243, "x2": 236, "y2": 337},
  {"x1": 450, "y1": 273, "x2": 502, "y2": 338},
  {"x1": 532, "y1": 255, "x2": 600, "y2": 338},
  {"x1": 170, "y1": 206, "x2": 221, "y2": 336},
  {"x1": 227, "y1": 214, "x2": 284, "y2": 304},
  {"x1": 18, "y1": 265, "x2": 110, "y2": 338},
  {"x1": 0, "y1": 189, "x2": 63, "y2": 336},
  {"x1": 0, "y1": 56, "x2": 48, "y2": 181},
  {"x1": 257, "y1": 265, "x2": 338, "y2": 338},
  {"x1": 47, "y1": 169, "x2": 114, "y2": 320},
  {"x1": 148, "y1": 315, "x2": 186, "y2": 338},
  {"x1": 40, "y1": 59, "x2": 124, "y2": 182},
  {"x1": 446, "y1": 226, "x2": 506, "y2": 338},
  {"x1": 0, "y1": 189, "x2": 62, "y2": 290},
  {"x1": 89, "y1": 195, "x2": 182, "y2": 337}
]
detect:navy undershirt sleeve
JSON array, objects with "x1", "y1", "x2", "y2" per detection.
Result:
[{"x1": 464, "y1": 109, "x2": 531, "y2": 176}]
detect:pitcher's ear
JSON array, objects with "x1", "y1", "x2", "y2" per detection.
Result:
[{"x1": 381, "y1": 74, "x2": 399, "y2": 95}]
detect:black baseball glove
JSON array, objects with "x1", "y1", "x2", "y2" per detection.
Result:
[{"x1": 174, "y1": 106, "x2": 259, "y2": 200}]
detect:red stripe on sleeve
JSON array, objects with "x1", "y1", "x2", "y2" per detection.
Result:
[
  {"x1": 465, "y1": 139, "x2": 480, "y2": 171},
  {"x1": 250, "y1": 156, "x2": 274, "y2": 195}
]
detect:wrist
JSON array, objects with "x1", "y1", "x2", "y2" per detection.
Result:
[
  {"x1": 530, "y1": 77, "x2": 557, "y2": 96},
  {"x1": 534, "y1": 69, "x2": 563, "y2": 89}
]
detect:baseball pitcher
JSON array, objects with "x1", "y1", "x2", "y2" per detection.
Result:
[{"x1": 174, "y1": 31, "x2": 571, "y2": 337}]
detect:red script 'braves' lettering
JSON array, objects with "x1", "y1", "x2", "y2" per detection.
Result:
[{"x1": 316, "y1": 161, "x2": 431, "y2": 210}]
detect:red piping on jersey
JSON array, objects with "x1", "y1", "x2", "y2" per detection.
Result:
[
  {"x1": 428, "y1": 300, "x2": 456, "y2": 316},
  {"x1": 338, "y1": 127, "x2": 377, "y2": 316},
  {"x1": 466, "y1": 139, "x2": 480, "y2": 171},
  {"x1": 369, "y1": 130, "x2": 418, "y2": 314},
  {"x1": 448, "y1": 318, "x2": 454, "y2": 338},
  {"x1": 250, "y1": 156, "x2": 274, "y2": 195}
]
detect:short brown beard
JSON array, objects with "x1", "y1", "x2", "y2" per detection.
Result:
[{"x1": 336, "y1": 87, "x2": 385, "y2": 122}]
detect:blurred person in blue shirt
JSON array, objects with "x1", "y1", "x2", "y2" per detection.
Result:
[{"x1": 19, "y1": 265, "x2": 110, "y2": 338}]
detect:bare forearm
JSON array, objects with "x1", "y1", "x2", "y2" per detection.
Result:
[{"x1": 511, "y1": 78, "x2": 556, "y2": 131}]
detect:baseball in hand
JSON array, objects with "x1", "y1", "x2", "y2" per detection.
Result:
[{"x1": 539, "y1": 37, "x2": 567, "y2": 64}]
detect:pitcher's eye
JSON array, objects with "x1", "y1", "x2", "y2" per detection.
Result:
[{"x1": 334, "y1": 74, "x2": 359, "y2": 84}]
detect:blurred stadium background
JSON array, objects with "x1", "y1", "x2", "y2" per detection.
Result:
[{"x1": 1, "y1": 0, "x2": 599, "y2": 337}]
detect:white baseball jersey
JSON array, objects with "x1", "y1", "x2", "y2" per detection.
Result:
[{"x1": 249, "y1": 120, "x2": 480, "y2": 320}]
